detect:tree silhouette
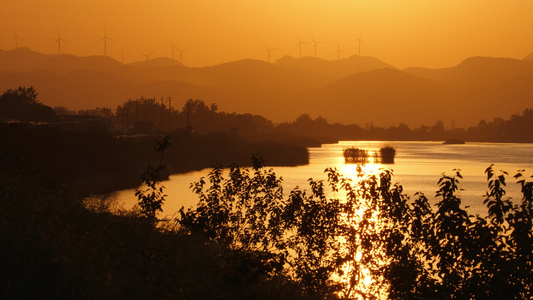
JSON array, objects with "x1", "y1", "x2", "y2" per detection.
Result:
[
  {"x1": 135, "y1": 136, "x2": 171, "y2": 220},
  {"x1": 178, "y1": 161, "x2": 533, "y2": 299},
  {"x1": 0, "y1": 86, "x2": 56, "y2": 121}
]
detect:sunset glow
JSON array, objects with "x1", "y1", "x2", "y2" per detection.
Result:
[
  {"x1": 4, "y1": 0, "x2": 533, "y2": 298},
  {"x1": 2, "y1": 0, "x2": 532, "y2": 68}
]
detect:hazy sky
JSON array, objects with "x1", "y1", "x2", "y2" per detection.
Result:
[{"x1": 2, "y1": 0, "x2": 532, "y2": 68}]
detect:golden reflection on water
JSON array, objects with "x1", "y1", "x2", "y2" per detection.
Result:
[
  {"x1": 99, "y1": 141, "x2": 533, "y2": 299},
  {"x1": 332, "y1": 160, "x2": 390, "y2": 299}
]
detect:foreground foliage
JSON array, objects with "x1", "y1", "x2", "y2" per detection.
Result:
[
  {"x1": 0, "y1": 152, "x2": 311, "y2": 299},
  {"x1": 178, "y1": 161, "x2": 533, "y2": 299}
]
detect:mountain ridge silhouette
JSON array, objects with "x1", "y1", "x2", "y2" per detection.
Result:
[{"x1": 1, "y1": 48, "x2": 532, "y2": 127}]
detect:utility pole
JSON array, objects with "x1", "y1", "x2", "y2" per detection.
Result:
[
  {"x1": 160, "y1": 97, "x2": 164, "y2": 131},
  {"x1": 121, "y1": 110, "x2": 125, "y2": 134},
  {"x1": 153, "y1": 97, "x2": 156, "y2": 130},
  {"x1": 135, "y1": 101, "x2": 139, "y2": 122},
  {"x1": 126, "y1": 108, "x2": 129, "y2": 134},
  {"x1": 168, "y1": 97, "x2": 172, "y2": 131},
  {"x1": 144, "y1": 99, "x2": 147, "y2": 122},
  {"x1": 187, "y1": 101, "x2": 191, "y2": 129}
]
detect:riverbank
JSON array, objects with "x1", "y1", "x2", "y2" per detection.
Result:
[
  {"x1": 0, "y1": 123, "x2": 309, "y2": 197},
  {"x1": 0, "y1": 126, "x2": 311, "y2": 299}
]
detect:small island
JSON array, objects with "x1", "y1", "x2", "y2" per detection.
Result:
[{"x1": 343, "y1": 146, "x2": 396, "y2": 164}]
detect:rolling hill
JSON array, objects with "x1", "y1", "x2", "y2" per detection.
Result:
[
  {"x1": 1, "y1": 48, "x2": 532, "y2": 128},
  {"x1": 303, "y1": 68, "x2": 452, "y2": 126},
  {"x1": 275, "y1": 55, "x2": 396, "y2": 82}
]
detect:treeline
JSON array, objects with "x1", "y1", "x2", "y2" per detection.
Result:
[
  {"x1": 0, "y1": 87, "x2": 308, "y2": 195},
  {"x1": 56, "y1": 96, "x2": 533, "y2": 144},
  {"x1": 5, "y1": 86, "x2": 531, "y2": 144},
  {"x1": 0, "y1": 86, "x2": 57, "y2": 122},
  {"x1": 275, "y1": 111, "x2": 533, "y2": 143},
  {"x1": 55, "y1": 97, "x2": 275, "y2": 138}
]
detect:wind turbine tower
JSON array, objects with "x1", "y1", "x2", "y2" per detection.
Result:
[
  {"x1": 140, "y1": 51, "x2": 154, "y2": 62},
  {"x1": 168, "y1": 42, "x2": 179, "y2": 59},
  {"x1": 310, "y1": 36, "x2": 324, "y2": 58},
  {"x1": 335, "y1": 41, "x2": 348, "y2": 60},
  {"x1": 296, "y1": 35, "x2": 307, "y2": 59},
  {"x1": 176, "y1": 47, "x2": 187, "y2": 65},
  {"x1": 12, "y1": 30, "x2": 23, "y2": 49},
  {"x1": 54, "y1": 30, "x2": 67, "y2": 55},
  {"x1": 262, "y1": 43, "x2": 278, "y2": 63},
  {"x1": 354, "y1": 32, "x2": 365, "y2": 56},
  {"x1": 100, "y1": 28, "x2": 113, "y2": 56}
]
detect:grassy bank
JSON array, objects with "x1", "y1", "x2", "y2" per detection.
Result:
[{"x1": 0, "y1": 123, "x2": 308, "y2": 196}]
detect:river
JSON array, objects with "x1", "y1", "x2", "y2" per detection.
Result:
[{"x1": 106, "y1": 141, "x2": 533, "y2": 218}]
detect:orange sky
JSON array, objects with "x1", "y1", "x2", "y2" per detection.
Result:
[{"x1": 2, "y1": 0, "x2": 532, "y2": 68}]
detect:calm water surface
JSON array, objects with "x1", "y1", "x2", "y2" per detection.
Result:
[{"x1": 109, "y1": 141, "x2": 533, "y2": 218}]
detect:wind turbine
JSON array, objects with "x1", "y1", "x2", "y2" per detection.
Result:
[
  {"x1": 353, "y1": 32, "x2": 365, "y2": 56},
  {"x1": 168, "y1": 41, "x2": 179, "y2": 60},
  {"x1": 176, "y1": 47, "x2": 188, "y2": 65},
  {"x1": 295, "y1": 35, "x2": 307, "y2": 59},
  {"x1": 140, "y1": 51, "x2": 155, "y2": 62},
  {"x1": 12, "y1": 30, "x2": 23, "y2": 49},
  {"x1": 53, "y1": 30, "x2": 68, "y2": 55},
  {"x1": 334, "y1": 41, "x2": 348, "y2": 60},
  {"x1": 310, "y1": 36, "x2": 324, "y2": 58},
  {"x1": 99, "y1": 27, "x2": 113, "y2": 56},
  {"x1": 262, "y1": 43, "x2": 278, "y2": 63}
]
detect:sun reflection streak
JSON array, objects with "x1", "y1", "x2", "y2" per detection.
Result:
[
  {"x1": 328, "y1": 143, "x2": 397, "y2": 298},
  {"x1": 325, "y1": 162, "x2": 391, "y2": 300}
]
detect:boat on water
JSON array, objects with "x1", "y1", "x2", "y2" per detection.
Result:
[{"x1": 443, "y1": 138, "x2": 466, "y2": 144}]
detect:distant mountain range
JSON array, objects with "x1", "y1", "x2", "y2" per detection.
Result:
[{"x1": 1, "y1": 47, "x2": 533, "y2": 128}]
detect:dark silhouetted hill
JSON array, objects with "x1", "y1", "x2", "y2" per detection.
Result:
[
  {"x1": 33, "y1": 54, "x2": 125, "y2": 75},
  {"x1": 195, "y1": 59, "x2": 329, "y2": 91},
  {"x1": 2, "y1": 48, "x2": 533, "y2": 128},
  {"x1": 443, "y1": 57, "x2": 533, "y2": 88},
  {"x1": 276, "y1": 55, "x2": 396, "y2": 81},
  {"x1": 523, "y1": 51, "x2": 533, "y2": 61},
  {"x1": 305, "y1": 68, "x2": 451, "y2": 126},
  {"x1": 126, "y1": 57, "x2": 183, "y2": 68},
  {"x1": 406, "y1": 57, "x2": 533, "y2": 89},
  {"x1": 402, "y1": 67, "x2": 454, "y2": 86},
  {"x1": 0, "y1": 48, "x2": 50, "y2": 72},
  {"x1": 455, "y1": 72, "x2": 533, "y2": 123}
]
